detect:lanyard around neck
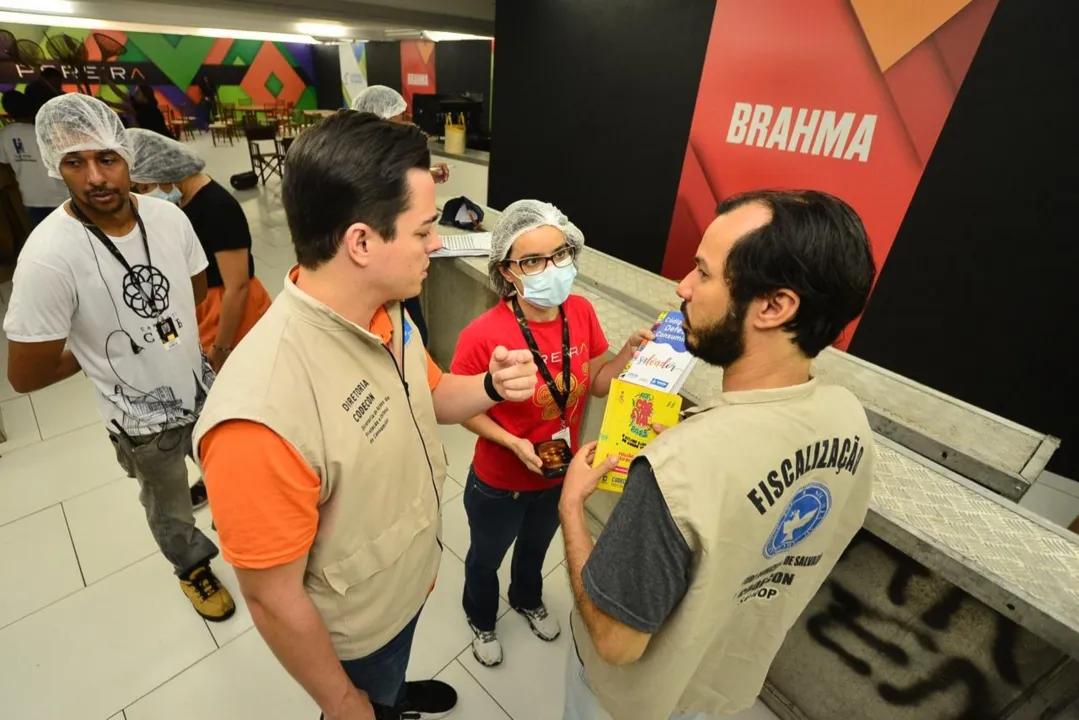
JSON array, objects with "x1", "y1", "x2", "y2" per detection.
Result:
[
  {"x1": 70, "y1": 198, "x2": 151, "y2": 276},
  {"x1": 511, "y1": 296, "x2": 571, "y2": 423}
]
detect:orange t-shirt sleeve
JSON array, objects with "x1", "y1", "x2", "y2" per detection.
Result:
[
  {"x1": 200, "y1": 420, "x2": 321, "y2": 570},
  {"x1": 426, "y1": 351, "x2": 443, "y2": 390}
]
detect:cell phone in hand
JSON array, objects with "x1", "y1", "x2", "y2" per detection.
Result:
[{"x1": 534, "y1": 439, "x2": 572, "y2": 479}]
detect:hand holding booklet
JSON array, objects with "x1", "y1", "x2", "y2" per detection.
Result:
[{"x1": 593, "y1": 310, "x2": 696, "y2": 493}]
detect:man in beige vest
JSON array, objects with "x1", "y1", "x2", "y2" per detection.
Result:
[
  {"x1": 559, "y1": 190, "x2": 879, "y2": 720},
  {"x1": 193, "y1": 112, "x2": 539, "y2": 720}
]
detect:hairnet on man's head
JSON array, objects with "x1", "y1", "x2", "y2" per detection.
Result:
[
  {"x1": 351, "y1": 85, "x2": 407, "y2": 119},
  {"x1": 34, "y1": 93, "x2": 134, "y2": 180},
  {"x1": 488, "y1": 200, "x2": 585, "y2": 298},
  {"x1": 128, "y1": 128, "x2": 206, "y2": 184}
]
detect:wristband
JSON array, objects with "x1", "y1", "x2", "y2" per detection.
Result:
[{"x1": 483, "y1": 371, "x2": 504, "y2": 402}]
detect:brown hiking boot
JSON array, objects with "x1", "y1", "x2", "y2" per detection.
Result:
[{"x1": 180, "y1": 564, "x2": 236, "y2": 622}]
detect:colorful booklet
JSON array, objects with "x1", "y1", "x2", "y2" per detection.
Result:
[
  {"x1": 594, "y1": 378, "x2": 683, "y2": 493},
  {"x1": 593, "y1": 310, "x2": 696, "y2": 493},
  {"x1": 617, "y1": 310, "x2": 698, "y2": 395}
]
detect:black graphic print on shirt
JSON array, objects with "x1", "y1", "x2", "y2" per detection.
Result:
[{"x1": 122, "y1": 265, "x2": 171, "y2": 319}]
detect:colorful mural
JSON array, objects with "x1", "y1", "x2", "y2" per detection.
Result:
[{"x1": 0, "y1": 22, "x2": 317, "y2": 122}]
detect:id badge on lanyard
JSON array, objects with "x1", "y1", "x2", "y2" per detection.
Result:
[
  {"x1": 512, "y1": 298, "x2": 574, "y2": 478},
  {"x1": 155, "y1": 316, "x2": 181, "y2": 351}
]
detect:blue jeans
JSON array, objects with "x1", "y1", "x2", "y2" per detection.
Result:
[
  {"x1": 324, "y1": 610, "x2": 420, "y2": 717},
  {"x1": 26, "y1": 206, "x2": 56, "y2": 229},
  {"x1": 463, "y1": 467, "x2": 563, "y2": 631},
  {"x1": 563, "y1": 644, "x2": 710, "y2": 720}
]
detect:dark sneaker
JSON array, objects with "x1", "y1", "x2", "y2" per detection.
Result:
[
  {"x1": 190, "y1": 479, "x2": 208, "y2": 510},
  {"x1": 398, "y1": 680, "x2": 457, "y2": 719},
  {"x1": 514, "y1": 603, "x2": 561, "y2": 641},
  {"x1": 180, "y1": 564, "x2": 236, "y2": 622}
]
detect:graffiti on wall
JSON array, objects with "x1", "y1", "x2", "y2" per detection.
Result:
[
  {"x1": 0, "y1": 23, "x2": 317, "y2": 121},
  {"x1": 769, "y1": 531, "x2": 1059, "y2": 720}
]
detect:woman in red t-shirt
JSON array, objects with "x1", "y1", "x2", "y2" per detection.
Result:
[{"x1": 450, "y1": 200, "x2": 652, "y2": 667}]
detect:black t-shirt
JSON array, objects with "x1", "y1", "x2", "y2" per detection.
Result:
[
  {"x1": 582, "y1": 457, "x2": 692, "y2": 633},
  {"x1": 181, "y1": 179, "x2": 255, "y2": 288}
]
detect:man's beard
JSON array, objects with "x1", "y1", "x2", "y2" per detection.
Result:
[{"x1": 682, "y1": 299, "x2": 748, "y2": 368}]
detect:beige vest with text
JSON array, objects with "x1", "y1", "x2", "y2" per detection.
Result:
[
  {"x1": 573, "y1": 380, "x2": 875, "y2": 719},
  {"x1": 194, "y1": 278, "x2": 447, "y2": 660}
]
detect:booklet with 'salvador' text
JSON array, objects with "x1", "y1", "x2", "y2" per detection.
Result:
[{"x1": 617, "y1": 311, "x2": 698, "y2": 395}]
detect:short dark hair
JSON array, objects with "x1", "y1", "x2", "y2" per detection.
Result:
[
  {"x1": 283, "y1": 111, "x2": 431, "y2": 269},
  {"x1": 2, "y1": 90, "x2": 28, "y2": 119},
  {"x1": 717, "y1": 189, "x2": 876, "y2": 357}
]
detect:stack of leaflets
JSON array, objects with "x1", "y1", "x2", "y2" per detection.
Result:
[
  {"x1": 429, "y1": 232, "x2": 492, "y2": 258},
  {"x1": 593, "y1": 310, "x2": 696, "y2": 493}
]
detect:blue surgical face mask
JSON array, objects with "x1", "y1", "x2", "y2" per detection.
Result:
[
  {"x1": 146, "y1": 186, "x2": 182, "y2": 205},
  {"x1": 517, "y1": 263, "x2": 577, "y2": 308}
]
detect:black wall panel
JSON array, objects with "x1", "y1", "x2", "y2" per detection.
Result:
[
  {"x1": 849, "y1": 0, "x2": 1079, "y2": 478},
  {"x1": 435, "y1": 40, "x2": 492, "y2": 133},
  {"x1": 365, "y1": 41, "x2": 403, "y2": 92},
  {"x1": 311, "y1": 44, "x2": 344, "y2": 110},
  {"x1": 489, "y1": 0, "x2": 717, "y2": 272}
]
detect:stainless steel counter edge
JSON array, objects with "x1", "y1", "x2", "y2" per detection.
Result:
[{"x1": 429, "y1": 246, "x2": 1079, "y2": 659}]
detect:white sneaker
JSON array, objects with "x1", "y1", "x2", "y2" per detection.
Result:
[
  {"x1": 515, "y1": 603, "x2": 561, "y2": 642},
  {"x1": 468, "y1": 620, "x2": 503, "y2": 666}
]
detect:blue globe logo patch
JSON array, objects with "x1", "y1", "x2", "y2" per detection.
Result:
[{"x1": 763, "y1": 482, "x2": 832, "y2": 559}]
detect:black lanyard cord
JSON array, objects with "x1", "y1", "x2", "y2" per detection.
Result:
[
  {"x1": 70, "y1": 197, "x2": 167, "y2": 318},
  {"x1": 511, "y1": 296, "x2": 571, "y2": 424},
  {"x1": 69, "y1": 197, "x2": 151, "y2": 274}
]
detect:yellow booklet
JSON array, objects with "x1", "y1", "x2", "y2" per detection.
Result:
[{"x1": 594, "y1": 378, "x2": 682, "y2": 493}]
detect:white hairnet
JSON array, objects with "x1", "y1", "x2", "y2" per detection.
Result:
[
  {"x1": 35, "y1": 93, "x2": 135, "y2": 180},
  {"x1": 488, "y1": 200, "x2": 586, "y2": 297},
  {"x1": 128, "y1": 128, "x2": 206, "y2": 184},
  {"x1": 352, "y1": 85, "x2": 407, "y2": 118}
]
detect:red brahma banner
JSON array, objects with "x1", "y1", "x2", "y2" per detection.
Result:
[
  {"x1": 400, "y1": 40, "x2": 436, "y2": 112},
  {"x1": 662, "y1": 0, "x2": 998, "y2": 348}
]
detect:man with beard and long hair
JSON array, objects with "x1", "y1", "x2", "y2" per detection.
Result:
[
  {"x1": 4, "y1": 94, "x2": 236, "y2": 622},
  {"x1": 558, "y1": 190, "x2": 879, "y2": 720}
]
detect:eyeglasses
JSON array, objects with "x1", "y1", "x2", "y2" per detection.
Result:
[{"x1": 505, "y1": 246, "x2": 576, "y2": 276}]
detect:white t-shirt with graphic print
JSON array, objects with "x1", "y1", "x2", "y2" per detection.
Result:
[{"x1": 3, "y1": 195, "x2": 212, "y2": 435}]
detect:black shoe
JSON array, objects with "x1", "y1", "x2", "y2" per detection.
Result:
[
  {"x1": 190, "y1": 479, "x2": 208, "y2": 510},
  {"x1": 397, "y1": 680, "x2": 457, "y2": 719}
]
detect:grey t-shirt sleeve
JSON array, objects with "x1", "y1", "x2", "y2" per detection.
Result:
[{"x1": 581, "y1": 457, "x2": 692, "y2": 634}]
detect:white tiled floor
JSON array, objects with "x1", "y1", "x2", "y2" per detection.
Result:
[{"x1": 0, "y1": 134, "x2": 782, "y2": 719}]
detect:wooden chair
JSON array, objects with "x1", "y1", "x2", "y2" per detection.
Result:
[
  {"x1": 167, "y1": 108, "x2": 195, "y2": 141},
  {"x1": 209, "y1": 111, "x2": 235, "y2": 146},
  {"x1": 245, "y1": 124, "x2": 284, "y2": 184}
]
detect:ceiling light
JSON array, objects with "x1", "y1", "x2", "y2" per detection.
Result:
[
  {"x1": 423, "y1": 31, "x2": 494, "y2": 42},
  {"x1": 196, "y1": 27, "x2": 317, "y2": 44},
  {"x1": 0, "y1": 0, "x2": 74, "y2": 14},
  {"x1": 296, "y1": 22, "x2": 348, "y2": 38},
  {"x1": 0, "y1": 13, "x2": 318, "y2": 44},
  {"x1": 0, "y1": 10, "x2": 96, "y2": 28}
]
